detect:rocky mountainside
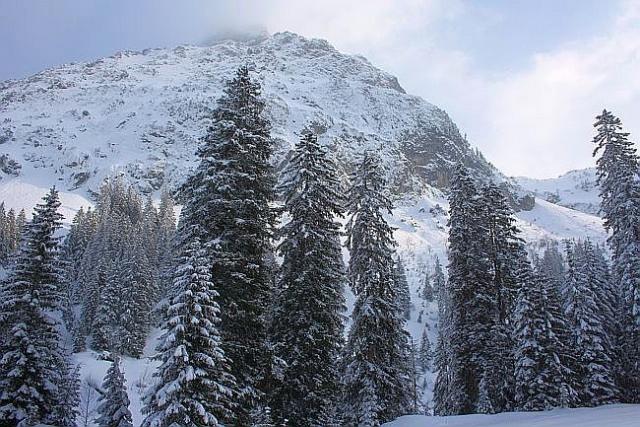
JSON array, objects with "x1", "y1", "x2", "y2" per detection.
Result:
[{"x1": 0, "y1": 31, "x2": 497, "y2": 198}]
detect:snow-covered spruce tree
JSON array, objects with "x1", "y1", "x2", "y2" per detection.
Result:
[
  {"x1": 534, "y1": 253, "x2": 581, "y2": 408},
  {"x1": 592, "y1": 109, "x2": 640, "y2": 401},
  {"x1": 0, "y1": 203, "x2": 21, "y2": 265},
  {"x1": 142, "y1": 196, "x2": 160, "y2": 268},
  {"x1": 96, "y1": 355, "x2": 133, "y2": 427},
  {"x1": 545, "y1": 284, "x2": 581, "y2": 408},
  {"x1": 269, "y1": 128, "x2": 346, "y2": 426},
  {"x1": 178, "y1": 66, "x2": 276, "y2": 423},
  {"x1": 437, "y1": 164, "x2": 492, "y2": 415},
  {"x1": 432, "y1": 264, "x2": 456, "y2": 408},
  {"x1": 477, "y1": 182, "x2": 533, "y2": 413},
  {"x1": 477, "y1": 373, "x2": 495, "y2": 414},
  {"x1": 342, "y1": 152, "x2": 414, "y2": 426},
  {"x1": 432, "y1": 264, "x2": 453, "y2": 415},
  {"x1": 115, "y1": 233, "x2": 156, "y2": 356},
  {"x1": 418, "y1": 328, "x2": 432, "y2": 372},
  {"x1": 563, "y1": 240, "x2": 618, "y2": 406},
  {"x1": 0, "y1": 203, "x2": 10, "y2": 264},
  {"x1": 394, "y1": 257, "x2": 412, "y2": 319},
  {"x1": 142, "y1": 238, "x2": 234, "y2": 427},
  {"x1": 514, "y1": 267, "x2": 575, "y2": 411},
  {"x1": 75, "y1": 177, "x2": 157, "y2": 357},
  {"x1": 0, "y1": 187, "x2": 79, "y2": 427},
  {"x1": 155, "y1": 189, "x2": 177, "y2": 296},
  {"x1": 421, "y1": 267, "x2": 435, "y2": 304},
  {"x1": 537, "y1": 241, "x2": 566, "y2": 285},
  {"x1": 61, "y1": 206, "x2": 99, "y2": 349}
]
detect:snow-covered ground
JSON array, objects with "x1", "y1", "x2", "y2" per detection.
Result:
[{"x1": 385, "y1": 404, "x2": 640, "y2": 427}]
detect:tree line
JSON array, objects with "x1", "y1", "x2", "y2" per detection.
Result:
[{"x1": 433, "y1": 109, "x2": 640, "y2": 415}]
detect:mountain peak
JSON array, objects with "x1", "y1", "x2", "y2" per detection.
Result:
[{"x1": 0, "y1": 32, "x2": 493, "y2": 196}]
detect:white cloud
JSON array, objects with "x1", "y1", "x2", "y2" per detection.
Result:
[{"x1": 478, "y1": 0, "x2": 640, "y2": 177}]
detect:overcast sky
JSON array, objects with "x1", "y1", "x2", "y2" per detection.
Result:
[{"x1": 2, "y1": 0, "x2": 640, "y2": 178}]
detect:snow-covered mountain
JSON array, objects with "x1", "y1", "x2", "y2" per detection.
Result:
[
  {"x1": 0, "y1": 28, "x2": 608, "y2": 274},
  {"x1": 0, "y1": 31, "x2": 497, "y2": 197},
  {"x1": 0, "y1": 30, "x2": 606, "y2": 266},
  {"x1": 513, "y1": 168, "x2": 600, "y2": 215}
]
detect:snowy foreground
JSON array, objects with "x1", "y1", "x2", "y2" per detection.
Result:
[{"x1": 385, "y1": 404, "x2": 640, "y2": 427}]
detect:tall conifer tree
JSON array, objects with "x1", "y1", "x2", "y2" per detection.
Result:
[
  {"x1": 269, "y1": 128, "x2": 346, "y2": 426},
  {"x1": 0, "y1": 188, "x2": 79, "y2": 426},
  {"x1": 142, "y1": 239, "x2": 234, "y2": 427},
  {"x1": 592, "y1": 109, "x2": 640, "y2": 400},
  {"x1": 179, "y1": 66, "x2": 276, "y2": 423},
  {"x1": 342, "y1": 152, "x2": 413, "y2": 426}
]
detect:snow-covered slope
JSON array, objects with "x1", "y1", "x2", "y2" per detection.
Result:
[
  {"x1": 513, "y1": 168, "x2": 599, "y2": 214},
  {"x1": 0, "y1": 31, "x2": 495, "y2": 196},
  {"x1": 385, "y1": 404, "x2": 640, "y2": 427}
]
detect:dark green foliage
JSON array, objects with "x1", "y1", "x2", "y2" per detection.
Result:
[
  {"x1": 0, "y1": 188, "x2": 79, "y2": 426},
  {"x1": 179, "y1": 66, "x2": 277, "y2": 423},
  {"x1": 342, "y1": 152, "x2": 414, "y2": 426},
  {"x1": 269, "y1": 128, "x2": 346, "y2": 426}
]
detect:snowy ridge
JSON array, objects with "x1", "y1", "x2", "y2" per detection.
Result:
[{"x1": 513, "y1": 168, "x2": 600, "y2": 214}]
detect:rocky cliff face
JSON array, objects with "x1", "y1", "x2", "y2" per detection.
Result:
[{"x1": 0, "y1": 31, "x2": 497, "y2": 197}]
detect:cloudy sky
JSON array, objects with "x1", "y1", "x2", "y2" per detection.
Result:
[{"x1": 2, "y1": 0, "x2": 640, "y2": 178}]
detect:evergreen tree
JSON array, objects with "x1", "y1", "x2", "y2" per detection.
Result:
[
  {"x1": 477, "y1": 374, "x2": 495, "y2": 414},
  {"x1": 437, "y1": 164, "x2": 491, "y2": 415},
  {"x1": 179, "y1": 66, "x2": 276, "y2": 423},
  {"x1": 142, "y1": 239, "x2": 234, "y2": 427},
  {"x1": 592, "y1": 109, "x2": 640, "y2": 401},
  {"x1": 342, "y1": 152, "x2": 413, "y2": 426},
  {"x1": 418, "y1": 328, "x2": 432, "y2": 372},
  {"x1": 0, "y1": 202, "x2": 9, "y2": 264},
  {"x1": 0, "y1": 188, "x2": 79, "y2": 426},
  {"x1": 269, "y1": 128, "x2": 346, "y2": 426},
  {"x1": 478, "y1": 183, "x2": 529, "y2": 413},
  {"x1": 421, "y1": 271, "x2": 434, "y2": 304},
  {"x1": 537, "y1": 241, "x2": 566, "y2": 285},
  {"x1": 563, "y1": 240, "x2": 618, "y2": 406},
  {"x1": 534, "y1": 241, "x2": 581, "y2": 407},
  {"x1": 431, "y1": 256, "x2": 445, "y2": 300},
  {"x1": 514, "y1": 269, "x2": 574, "y2": 410},
  {"x1": 156, "y1": 189, "x2": 177, "y2": 296},
  {"x1": 96, "y1": 355, "x2": 133, "y2": 427},
  {"x1": 76, "y1": 177, "x2": 157, "y2": 357},
  {"x1": 394, "y1": 258, "x2": 412, "y2": 319},
  {"x1": 432, "y1": 295, "x2": 453, "y2": 415}
]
